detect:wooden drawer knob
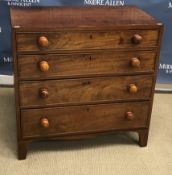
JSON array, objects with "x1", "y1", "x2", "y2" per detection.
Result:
[
  {"x1": 132, "y1": 34, "x2": 143, "y2": 44},
  {"x1": 40, "y1": 118, "x2": 49, "y2": 128},
  {"x1": 131, "y1": 57, "x2": 141, "y2": 68},
  {"x1": 126, "y1": 112, "x2": 135, "y2": 120},
  {"x1": 38, "y1": 36, "x2": 49, "y2": 48},
  {"x1": 128, "y1": 84, "x2": 138, "y2": 94},
  {"x1": 39, "y1": 61, "x2": 49, "y2": 72},
  {"x1": 39, "y1": 88, "x2": 49, "y2": 98}
]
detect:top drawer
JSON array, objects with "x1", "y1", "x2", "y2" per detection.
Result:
[{"x1": 16, "y1": 30, "x2": 159, "y2": 52}]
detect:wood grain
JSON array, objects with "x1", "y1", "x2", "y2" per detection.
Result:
[
  {"x1": 17, "y1": 30, "x2": 158, "y2": 52},
  {"x1": 21, "y1": 101, "x2": 150, "y2": 138},
  {"x1": 18, "y1": 51, "x2": 156, "y2": 80},
  {"x1": 10, "y1": 6, "x2": 158, "y2": 29},
  {"x1": 19, "y1": 75, "x2": 153, "y2": 108}
]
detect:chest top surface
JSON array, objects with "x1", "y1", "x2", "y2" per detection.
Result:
[{"x1": 10, "y1": 6, "x2": 158, "y2": 29}]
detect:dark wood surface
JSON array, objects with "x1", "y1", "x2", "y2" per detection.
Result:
[
  {"x1": 138, "y1": 129, "x2": 149, "y2": 147},
  {"x1": 16, "y1": 30, "x2": 159, "y2": 52},
  {"x1": 21, "y1": 101, "x2": 150, "y2": 139},
  {"x1": 10, "y1": 6, "x2": 163, "y2": 160},
  {"x1": 12, "y1": 29, "x2": 22, "y2": 141},
  {"x1": 10, "y1": 6, "x2": 158, "y2": 29},
  {"x1": 19, "y1": 75, "x2": 153, "y2": 108},
  {"x1": 18, "y1": 51, "x2": 156, "y2": 80}
]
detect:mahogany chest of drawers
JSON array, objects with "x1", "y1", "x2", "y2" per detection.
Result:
[{"x1": 10, "y1": 6, "x2": 163, "y2": 160}]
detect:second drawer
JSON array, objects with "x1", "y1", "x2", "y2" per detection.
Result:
[
  {"x1": 19, "y1": 75, "x2": 153, "y2": 108},
  {"x1": 18, "y1": 51, "x2": 156, "y2": 80}
]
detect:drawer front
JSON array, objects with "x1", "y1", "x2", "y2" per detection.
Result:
[
  {"x1": 17, "y1": 30, "x2": 158, "y2": 52},
  {"x1": 19, "y1": 75, "x2": 153, "y2": 108},
  {"x1": 21, "y1": 102, "x2": 150, "y2": 138},
  {"x1": 18, "y1": 51, "x2": 156, "y2": 80}
]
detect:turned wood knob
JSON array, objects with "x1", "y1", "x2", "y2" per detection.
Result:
[
  {"x1": 40, "y1": 118, "x2": 49, "y2": 128},
  {"x1": 132, "y1": 34, "x2": 143, "y2": 44},
  {"x1": 126, "y1": 112, "x2": 135, "y2": 120},
  {"x1": 128, "y1": 84, "x2": 138, "y2": 94},
  {"x1": 38, "y1": 36, "x2": 49, "y2": 48},
  {"x1": 131, "y1": 57, "x2": 141, "y2": 68},
  {"x1": 39, "y1": 61, "x2": 49, "y2": 72},
  {"x1": 39, "y1": 88, "x2": 49, "y2": 98}
]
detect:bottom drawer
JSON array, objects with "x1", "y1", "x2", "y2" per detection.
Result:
[{"x1": 21, "y1": 101, "x2": 151, "y2": 138}]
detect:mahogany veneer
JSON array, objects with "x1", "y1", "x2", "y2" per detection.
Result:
[{"x1": 10, "y1": 6, "x2": 163, "y2": 160}]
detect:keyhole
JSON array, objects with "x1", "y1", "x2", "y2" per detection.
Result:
[
  {"x1": 89, "y1": 56, "x2": 92, "y2": 60},
  {"x1": 82, "y1": 81, "x2": 91, "y2": 86},
  {"x1": 90, "y1": 35, "x2": 93, "y2": 39},
  {"x1": 119, "y1": 37, "x2": 124, "y2": 44},
  {"x1": 86, "y1": 107, "x2": 90, "y2": 112}
]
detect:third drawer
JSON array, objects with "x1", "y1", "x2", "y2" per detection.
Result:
[{"x1": 19, "y1": 75, "x2": 153, "y2": 108}]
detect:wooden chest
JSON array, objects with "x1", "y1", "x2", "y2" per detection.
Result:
[{"x1": 10, "y1": 6, "x2": 163, "y2": 160}]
